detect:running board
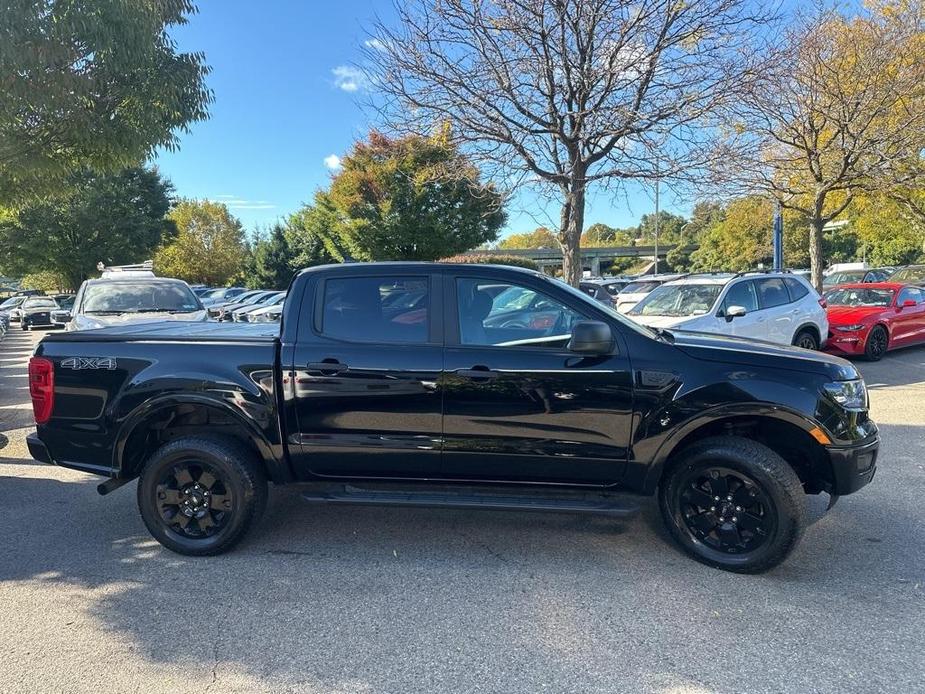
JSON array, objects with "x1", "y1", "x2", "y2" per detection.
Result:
[{"x1": 301, "y1": 484, "x2": 640, "y2": 517}]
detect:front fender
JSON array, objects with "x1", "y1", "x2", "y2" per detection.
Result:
[{"x1": 638, "y1": 403, "x2": 829, "y2": 494}]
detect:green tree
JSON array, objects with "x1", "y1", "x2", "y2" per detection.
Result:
[
  {"x1": 689, "y1": 197, "x2": 773, "y2": 271},
  {"x1": 0, "y1": 167, "x2": 174, "y2": 289},
  {"x1": 0, "y1": 0, "x2": 212, "y2": 203},
  {"x1": 637, "y1": 211, "x2": 689, "y2": 245},
  {"x1": 246, "y1": 224, "x2": 295, "y2": 290},
  {"x1": 852, "y1": 194, "x2": 925, "y2": 265},
  {"x1": 285, "y1": 200, "x2": 337, "y2": 270},
  {"x1": 156, "y1": 200, "x2": 247, "y2": 285},
  {"x1": 321, "y1": 130, "x2": 506, "y2": 261},
  {"x1": 19, "y1": 270, "x2": 68, "y2": 293},
  {"x1": 499, "y1": 227, "x2": 558, "y2": 250},
  {"x1": 581, "y1": 223, "x2": 635, "y2": 247}
]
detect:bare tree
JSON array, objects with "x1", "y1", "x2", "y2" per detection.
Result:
[
  {"x1": 365, "y1": 0, "x2": 772, "y2": 285},
  {"x1": 716, "y1": 2, "x2": 925, "y2": 290}
]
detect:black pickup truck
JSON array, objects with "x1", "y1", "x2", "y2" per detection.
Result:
[{"x1": 27, "y1": 263, "x2": 879, "y2": 572}]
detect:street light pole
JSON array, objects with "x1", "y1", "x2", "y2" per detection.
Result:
[{"x1": 653, "y1": 175, "x2": 660, "y2": 275}]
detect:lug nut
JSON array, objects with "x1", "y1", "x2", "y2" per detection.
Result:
[
  {"x1": 736, "y1": 506, "x2": 742, "y2": 512},
  {"x1": 726, "y1": 495, "x2": 733, "y2": 501},
  {"x1": 732, "y1": 516, "x2": 738, "y2": 522},
  {"x1": 714, "y1": 496, "x2": 720, "y2": 501},
  {"x1": 710, "y1": 506, "x2": 716, "y2": 511}
]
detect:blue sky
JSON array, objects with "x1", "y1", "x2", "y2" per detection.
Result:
[{"x1": 154, "y1": 0, "x2": 687, "y2": 239}]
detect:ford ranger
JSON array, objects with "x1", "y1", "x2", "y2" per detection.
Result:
[{"x1": 27, "y1": 263, "x2": 879, "y2": 573}]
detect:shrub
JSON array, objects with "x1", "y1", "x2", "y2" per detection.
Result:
[{"x1": 439, "y1": 254, "x2": 540, "y2": 271}]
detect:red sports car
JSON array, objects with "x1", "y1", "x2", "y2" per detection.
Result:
[{"x1": 824, "y1": 282, "x2": 925, "y2": 360}]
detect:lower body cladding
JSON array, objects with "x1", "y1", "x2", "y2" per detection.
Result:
[{"x1": 26, "y1": 429, "x2": 879, "y2": 574}]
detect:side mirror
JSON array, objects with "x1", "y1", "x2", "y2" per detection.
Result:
[
  {"x1": 724, "y1": 305, "x2": 747, "y2": 322},
  {"x1": 902, "y1": 299, "x2": 916, "y2": 308},
  {"x1": 567, "y1": 321, "x2": 613, "y2": 355}
]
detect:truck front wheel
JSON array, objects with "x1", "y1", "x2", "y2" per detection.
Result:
[
  {"x1": 658, "y1": 436, "x2": 807, "y2": 573},
  {"x1": 137, "y1": 436, "x2": 267, "y2": 556}
]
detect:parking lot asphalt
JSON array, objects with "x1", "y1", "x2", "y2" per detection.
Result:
[{"x1": 1, "y1": 328, "x2": 923, "y2": 694}]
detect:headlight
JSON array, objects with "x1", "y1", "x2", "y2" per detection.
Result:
[
  {"x1": 834, "y1": 324, "x2": 864, "y2": 332},
  {"x1": 823, "y1": 379, "x2": 868, "y2": 410}
]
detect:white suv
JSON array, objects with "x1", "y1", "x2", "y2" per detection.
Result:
[{"x1": 626, "y1": 271, "x2": 828, "y2": 349}]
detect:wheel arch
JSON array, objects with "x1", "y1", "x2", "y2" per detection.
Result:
[
  {"x1": 114, "y1": 396, "x2": 291, "y2": 484},
  {"x1": 792, "y1": 322, "x2": 821, "y2": 346},
  {"x1": 643, "y1": 408, "x2": 834, "y2": 496}
]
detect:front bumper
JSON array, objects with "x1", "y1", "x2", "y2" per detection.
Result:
[
  {"x1": 827, "y1": 436, "x2": 879, "y2": 495},
  {"x1": 823, "y1": 330, "x2": 868, "y2": 356}
]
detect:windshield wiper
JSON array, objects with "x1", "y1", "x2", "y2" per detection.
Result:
[{"x1": 83, "y1": 310, "x2": 123, "y2": 315}]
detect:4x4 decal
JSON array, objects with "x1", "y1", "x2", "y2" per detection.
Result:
[{"x1": 61, "y1": 357, "x2": 117, "y2": 370}]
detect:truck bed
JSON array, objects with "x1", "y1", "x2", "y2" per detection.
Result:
[{"x1": 40, "y1": 321, "x2": 279, "y2": 342}]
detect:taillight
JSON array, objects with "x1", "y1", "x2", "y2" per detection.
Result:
[
  {"x1": 28, "y1": 357, "x2": 54, "y2": 424},
  {"x1": 819, "y1": 297, "x2": 828, "y2": 309}
]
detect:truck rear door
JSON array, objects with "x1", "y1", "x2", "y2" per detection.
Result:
[{"x1": 286, "y1": 270, "x2": 444, "y2": 479}]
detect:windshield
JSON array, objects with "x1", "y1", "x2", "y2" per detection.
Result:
[
  {"x1": 824, "y1": 271, "x2": 865, "y2": 286},
  {"x1": 82, "y1": 281, "x2": 202, "y2": 314},
  {"x1": 824, "y1": 287, "x2": 894, "y2": 307},
  {"x1": 0, "y1": 296, "x2": 26, "y2": 309},
  {"x1": 629, "y1": 284, "x2": 723, "y2": 317},
  {"x1": 890, "y1": 266, "x2": 925, "y2": 282},
  {"x1": 621, "y1": 280, "x2": 661, "y2": 294},
  {"x1": 23, "y1": 298, "x2": 58, "y2": 308},
  {"x1": 491, "y1": 286, "x2": 538, "y2": 312},
  {"x1": 538, "y1": 275, "x2": 660, "y2": 340}
]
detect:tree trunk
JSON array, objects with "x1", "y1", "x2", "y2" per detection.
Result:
[
  {"x1": 809, "y1": 217, "x2": 825, "y2": 292},
  {"x1": 558, "y1": 178, "x2": 586, "y2": 287}
]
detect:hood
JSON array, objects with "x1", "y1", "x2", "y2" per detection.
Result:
[
  {"x1": 72, "y1": 310, "x2": 208, "y2": 331},
  {"x1": 826, "y1": 305, "x2": 887, "y2": 326},
  {"x1": 672, "y1": 330, "x2": 858, "y2": 380},
  {"x1": 630, "y1": 314, "x2": 704, "y2": 329}
]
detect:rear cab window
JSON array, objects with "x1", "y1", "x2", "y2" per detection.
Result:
[{"x1": 319, "y1": 276, "x2": 430, "y2": 344}]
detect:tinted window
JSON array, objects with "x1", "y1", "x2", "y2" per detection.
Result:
[
  {"x1": 897, "y1": 288, "x2": 923, "y2": 305},
  {"x1": 457, "y1": 278, "x2": 585, "y2": 348},
  {"x1": 756, "y1": 278, "x2": 790, "y2": 308},
  {"x1": 890, "y1": 266, "x2": 925, "y2": 282},
  {"x1": 23, "y1": 298, "x2": 57, "y2": 308},
  {"x1": 783, "y1": 277, "x2": 810, "y2": 301},
  {"x1": 722, "y1": 280, "x2": 759, "y2": 313},
  {"x1": 629, "y1": 284, "x2": 722, "y2": 317},
  {"x1": 322, "y1": 276, "x2": 428, "y2": 344}
]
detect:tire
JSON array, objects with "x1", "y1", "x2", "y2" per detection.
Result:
[
  {"x1": 137, "y1": 435, "x2": 268, "y2": 556},
  {"x1": 863, "y1": 325, "x2": 888, "y2": 361},
  {"x1": 792, "y1": 328, "x2": 819, "y2": 350},
  {"x1": 658, "y1": 436, "x2": 806, "y2": 573}
]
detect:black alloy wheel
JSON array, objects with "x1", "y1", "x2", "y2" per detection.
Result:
[
  {"x1": 864, "y1": 326, "x2": 888, "y2": 361},
  {"x1": 673, "y1": 466, "x2": 775, "y2": 555},
  {"x1": 155, "y1": 461, "x2": 234, "y2": 539},
  {"x1": 793, "y1": 329, "x2": 819, "y2": 350},
  {"x1": 138, "y1": 436, "x2": 267, "y2": 556},
  {"x1": 659, "y1": 436, "x2": 806, "y2": 573}
]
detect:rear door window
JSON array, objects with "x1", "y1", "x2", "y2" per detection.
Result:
[
  {"x1": 755, "y1": 278, "x2": 790, "y2": 309},
  {"x1": 321, "y1": 276, "x2": 429, "y2": 344}
]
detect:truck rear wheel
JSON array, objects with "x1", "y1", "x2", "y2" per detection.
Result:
[
  {"x1": 137, "y1": 436, "x2": 267, "y2": 556},
  {"x1": 658, "y1": 436, "x2": 806, "y2": 573}
]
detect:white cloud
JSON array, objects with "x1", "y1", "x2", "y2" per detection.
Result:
[
  {"x1": 364, "y1": 38, "x2": 386, "y2": 51},
  {"x1": 332, "y1": 65, "x2": 368, "y2": 92},
  {"x1": 324, "y1": 154, "x2": 342, "y2": 170},
  {"x1": 206, "y1": 195, "x2": 275, "y2": 210}
]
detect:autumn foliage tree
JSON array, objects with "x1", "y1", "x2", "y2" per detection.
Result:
[
  {"x1": 155, "y1": 200, "x2": 247, "y2": 285},
  {"x1": 320, "y1": 130, "x2": 506, "y2": 261},
  {"x1": 718, "y1": 2, "x2": 925, "y2": 289}
]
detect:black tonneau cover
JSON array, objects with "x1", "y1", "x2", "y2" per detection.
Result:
[{"x1": 40, "y1": 321, "x2": 279, "y2": 343}]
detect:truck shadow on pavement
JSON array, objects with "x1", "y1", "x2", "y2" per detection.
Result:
[{"x1": 0, "y1": 419, "x2": 923, "y2": 693}]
